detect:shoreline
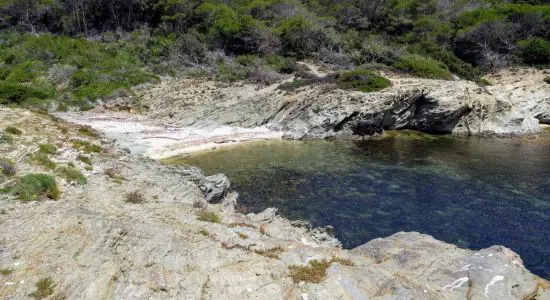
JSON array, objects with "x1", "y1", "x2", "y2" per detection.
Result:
[{"x1": 1, "y1": 106, "x2": 545, "y2": 298}]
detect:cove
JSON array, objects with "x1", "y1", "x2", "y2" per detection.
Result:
[{"x1": 168, "y1": 130, "x2": 550, "y2": 279}]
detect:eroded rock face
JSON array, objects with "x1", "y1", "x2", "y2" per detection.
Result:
[{"x1": 136, "y1": 68, "x2": 549, "y2": 140}]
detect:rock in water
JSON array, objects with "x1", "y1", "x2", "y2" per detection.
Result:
[{"x1": 203, "y1": 173, "x2": 230, "y2": 203}]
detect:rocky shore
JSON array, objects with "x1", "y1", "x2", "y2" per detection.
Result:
[
  {"x1": 2, "y1": 67, "x2": 550, "y2": 299},
  {"x1": 1, "y1": 105, "x2": 549, "y2": 299},
  {"x1": 56, "y1": 67, "x2": 550, "y2": 159}
]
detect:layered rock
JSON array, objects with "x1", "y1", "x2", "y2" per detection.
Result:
[{"x1": 134, "y1": 68, "x2": 548, "y2": 140}]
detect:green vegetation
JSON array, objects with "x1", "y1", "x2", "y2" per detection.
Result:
[
  {"x1": 30, "y1": 152, "x2": 57, "y2": 170},
  {"x1": 394, "y1": 54, "x2": 453, "y2": 80},
  {"x1": 77, "y1": 126, "x2": 99, "y2": 138},
  {"x1": 0, "y1": 157, "x2": 15, "y2": 176},
  {"x1": 197, "y1": 210, "x2": 221, "y2": 223},
  {"x1": 517, "y1": 37, "x2": 550, "y2": 66},
  {"x1": 544, "y1": 76, "x2": 550, "y2": 84},
  {"x1": 125, "y1": 190, "x2": 145, "y2": 204},
  {"x1": 38, "y1": 143, "x2": 57, "y2": 155},
  {"x1": 57, "y1": 166, "x2": 86, "y2": 185},
  {"x1": 199, "y1": 230, "x2": 210, "y2": 236},
  {"x1": 71, "y1": 140, "x2": 102, "y2": 153},
  {"x1": 0, "y1": 268, "x2": 14, "y2": 276},
  {"x1": 337, "y1": 70, "x2": 392, "y2": 92},
  {"x1": 0, "y1": 0, "x2": 547, "y2": 109},
  {"x1": 13, "y1": 174, "x2": 60, "y2": 201},
  {"x1": 29, "y1": 277, "x2": 55, "y2": 299},
  {"x1": 76, "y1": 155, "x2": 92, "y2": 166},
  {"x1": 4, "y1": 126, "x2": 22, "y2": 135}
]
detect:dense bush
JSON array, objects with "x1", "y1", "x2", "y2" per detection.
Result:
[
  {"x1": 337, "y1": 70, "x2": 392, "y2": 92},
  {"x1": 13, "y1": 173, "x2": 60, "y2": 201},
  {"x1": 517, "y1": 37, "x2": 550, "y2": 65},
  {"x1": 0, "y1": 0, "x2": 547, "y2": 108},
  {"x1": 393, "y1": 54, "x2": 453, "y2": 80}
]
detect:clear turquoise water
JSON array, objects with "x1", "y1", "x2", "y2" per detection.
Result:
[{"x1": 173, "y1": 131, "x2": 550, "y2": 278}]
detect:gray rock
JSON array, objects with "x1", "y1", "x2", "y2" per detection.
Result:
[{"x1": 203, "y1": 173, "x2": 230, "y2": 203}]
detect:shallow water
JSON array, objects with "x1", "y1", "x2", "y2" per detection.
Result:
[{"x1": 171, "y1": 130, "x2": 550, "y2": 279}]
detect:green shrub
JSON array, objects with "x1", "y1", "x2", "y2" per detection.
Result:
[
  {"x1": 394, "y1": 54, "x2": 453, "y2": 80},
  {"x1": 31, "y1": 153, "x2": 57, "y2": 170},
  {"x1": 0, "y1": 157, "x2": 16, "y2": 176},
  {"x1": 71, "y1": 140, "x2": 102, "y2": 153},
  {"x1": 57, "y1": 166, "x2": 86, "y2": 185},
  {"x1": 30, "y1": 277, "x2": 55, "y2": 299},
  {"x1": 76, "y1": 155, "x2": 92, "y2": 165},
  {"x1": 544, "y1": 76, "x2": 550, "y2": 84},
  {"x1": 517, "y1": 37, "x2": 550, "y2": 65},
  {"x1": 337, "y1": 70, "x2": 392, "y2": 92},
  {"x1": 13, "y1": 174, "x2": 60, "y2": 201},
  {"x1": 288, "y1": 259, "x2": 331, "y2": 283},
  {"x1": 38, "y1": 143, "x2": 58, "y2": 154},
  {"x1": 0, "y1": 82, "x2": 53, "y2": 104},
  {"x1": 4, "y1": 126, "x2": 22, "y2": 135}
]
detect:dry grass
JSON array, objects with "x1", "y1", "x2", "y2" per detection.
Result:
[
  {"x1": 288, "y1": 257, "x2": 355, "y2": 283},
  {"x1": 125, "y1": 190, "x2": 145, "y2": 204},
  {"x1": 197, "y1": 210, "x2": 221, "y2": 223},
  {"x1": 238, "y1": 232, "x2": 249, "y2": 239},
  {"x1": 255, "y1": 246, "x2": 284, "y2": 259}
]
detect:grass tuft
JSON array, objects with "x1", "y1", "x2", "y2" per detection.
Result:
[
  {"x1": 29, "y1": 277, "x2": 55, "y2": 299},
  {"x1": 71, "y1": 140, "x2": 102, "y2": 153},
  {"x1": 4, "y1": 126, "x2": 22, "y2": 135},
  {"x1": 57, "y1": 166, "x2": 86, "y2": 185},
  {"x1": 255, "y1": 246, "x2": 284, "y2": 259},
  {"x1": 125, "y1": 190, "x2": 145, "y2": 204},
  {"x1": 0, "y1": 269, "x2": 14, "y2": 276},
  {"x1": 13, "y1": 173, "x2": 60, "y2": 201},
  {"x1": 77, "y1": 126, "x2": 99, "y2": 138},
  {"x1": 288, "y1": 257, "x2": 355, "y2": 283},
  {"x1": 38, "y1": 143, "x2": 58, "y2": 154},
  {"x1": 197, "y1": 210, "x2": 221, "y2": 223},
  {"x1": 31, "y1": 152, "x2": 57, "y2": 170},
  {"x1": 76, "y1": 155, "x2": 92, "y2": 165}
]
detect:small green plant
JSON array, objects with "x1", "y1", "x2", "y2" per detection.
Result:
[
  {"x1": 4, "y1": 126, "x2": 22, "y2": 135},
  {"x1": 394, "y1": 54, "x2": 453, "y2": 80},
  {"x1": 76, "y1": 155, "x2": 92, "y2": 165},
  {"x1": 197, "y1": 210, "x2": 221, "y2": 223},
  {"x1": 0, "y1": 133, "x2": 14, "y2": 144},
  {"x1": 0, "y1": 268, "x2": 14, "y2": 276},
  {"x1": 29, "y1": 277, "x2": 55, "y2": 299},
  {"x1": 31, "y1": 152, "x2": 57, "y2": 170},
  {"x1": 544, "y1": 76, "x2": 550, "y2": 84},
  {"x1": 337, "y1": 70, "x2": 392, "y2": 92},
  {"x1": 255, "y1": 246, "x2": 284, "y2": 259},
  {"x1": 125, "y1": 190, "x2": 145, "y2": 204},
  {"x1": 199, "y1": 230, "x2": 209, "y2": 236},
  {"x1": 0, "y1": 157, "x2": 16, "y2": 176},
  {"x1": 14, "y1": 173, "x2": 60, "y2": 201},
  {"x1": 77, "y1": 126, "x2": 99, "y2": 138},
  {"x1": 330, "y1": 257, "x2": 355, "y2": 266},
  {"x1": 71, "y1": 140, "x2": 102, "y2": 153},
  {"x1": 57, "y1": 166, "x2": 86, "y2": 184},
  {"x1": 38, "y1": 143, "x2": 58, "y2": 154}
]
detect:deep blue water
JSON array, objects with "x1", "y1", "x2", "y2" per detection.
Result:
[{"x1": 175, "y1": 131, "x2": 550, "y2": 279}]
